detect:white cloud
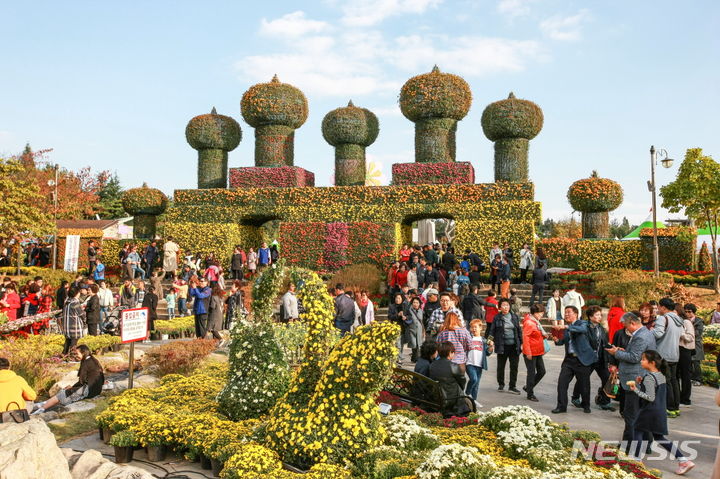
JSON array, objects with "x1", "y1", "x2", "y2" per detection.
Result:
[
  {"x1": 260, "y1": 11, "x2": 330, "y2": 37},
  {"x1": 540, "y1": 9, "x2": 590, "y2": 41},
  {"x1": 497, "y1": 0, "x2": 533, "y2": 18},
  {"x1": 340, "y1": 0, "x2": 442, "y2": 26}
]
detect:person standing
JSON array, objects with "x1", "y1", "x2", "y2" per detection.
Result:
[
  {"x1": 127, "y1": 245, "x2": 145, "y2": 280},
  {"x1": 175, "y1": 279, "x2": 189, "y2": 316},
  {"x1": 165, "y1": 288, "x2": 177, "y2": 320},
  {"x1": 689, "y1": 304, "x2": 705, "y2": 385},
  {"x1": 281, "y1": 283, "x2": 299, "y2": 323},
  {"x1": 461, "y1": 284, "x2": 484, "y2": 327},
  {"x1": 499, "y1": 256, "x2": 511, "y2": 299},
  {"x1": 607, "y1": 297, "x2": 626, "y2": 345},
  {"x1": 529, "y1": 265, "x2": 548, "y2": 306},
  {"x1": 489, "y1": 242, "x2": 502, "y2": 266},
  {"x1": 231, "y1": 246, "x2": 245, "y2": 280},
  {"x1": 56, "y1": 280, "x2": 70, "y2": 309},
  {"x1": 546, "y1": 289, "x2": 565, "y2": 327},
  {"x1": 489, "y1": 298, "x2": 522, "y2": 395},
  {"x1": 427, "y1": 292, "x2": 464, "y2": 338},
  {"x1": 404, "y1": 297, "x2": 423, "y2": 361},
  {"x1": 189, "y1": 277, "x2": 211, "y2": 339},
  {"x1": 141, "y1": 285, "x2": 159, "y2": 334},
  {"x1": 134, "y1": 280, "x2": 146, "y2": 308},
  {"x1": 518, "y1": 243, "x2": 534, "y2": 284},
  {"x1": 436, "y1": 312, "x2": 472, "y2": 373},
  {"x1": 118, "y1": 279, "x2": 136, "y2": 309},
  {"x1": 490, "y1": 254, "x2": 502, "y2": 294},
  {"x1": 605, "y1": 312, "x2": 656, "y2": 452},
  {"x1": 163, "y1": 237, "x2": 179, "y2": 280},
  {"x1": 483, "y1": 290, "x2": 498, "y2": 338},
  {"x1": 247, "y1": 247, "x2": 258, "y2": 276},
  {"x1": 333, "y1": 283, "x2": 356, "y2": 335},
  {"x1": 143, "y1": 240, "x2": 159, "y2": 272},
  {"x1": 678, "y1": 303, "x2": 697, "y2": 405},
  {"x1": 522, "y1": 303, "x2": 550, "y2": 402},
  {"x1": 61, "y1": 287, "x2": 85, "y2": 355},
  {"x1": 225, "y1": 280, "x2": 245, "y2": 329},
  {"x1": 571, "y1": 305, "x2": 614, "y2": 411},
  {"x1": 207, "y1": 285, "x2": 225, "y2": 342},
  {"x1": 0, "y1": 284, "x2": 21, "y2": 321},
  {"x1": 465, "y1": 319, "x2": 492, "y2": 405},
  {"x1": 149, "y1": 270, "x2": 163, "y2": 300},
  {"x1": 87, "y1": 240, "x2": 98, "y2": 275},
  {"x1": 85, "y1": 284, "x2": 101, "y2": 336},
  {"x1": 422, "y1": 264, "x2": 439, "y2": 290},
  {"x1": 258, "y1": 242, "x2": 271, "y2": 269},
  {"x1": 552, "y1": 305, "x2": 596, "y2": 414},
  {"x1": 653, "y1": 297, "x2": 684, "y2": 417},
  {"x1": 562, "y1": 284, "x2": 585, "y2": 311}
]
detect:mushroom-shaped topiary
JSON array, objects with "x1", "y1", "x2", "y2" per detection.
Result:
[
  {"x1": 121, "y1": 183, "x2": 169, "y2": 239},
  {"x1": 241, "y1": 75, "x2": 309, "y2": 167},
  {"x1": 481, "y1": 92, "x2": 543, "y2": 182},
  {"x1": 399, "y1": 66, "x2": 472, "y2": 163},
  {"x1": 567, "y1": 171, "x2": 624, "y2": 238},
  {"x1": 322, "y1": 100, "x2": 379, "y2": 186},
  {"x1": 186, "y1": 108, "x2": 242, "y2": 189}
]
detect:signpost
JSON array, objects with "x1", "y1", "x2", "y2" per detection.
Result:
[{"x1": 120, "y1": 307, "x2": 149, "y2": 389}]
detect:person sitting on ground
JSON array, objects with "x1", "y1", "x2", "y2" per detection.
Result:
[
  {"x1": 429, "y1": 341, "x2": 472, "y2": 417},
  {"x1": 32, "y1": 345, "x2": 104, "y2": 414},
  {"x1": 0, "y1": 357, "x2": 37, "y2": 412}
]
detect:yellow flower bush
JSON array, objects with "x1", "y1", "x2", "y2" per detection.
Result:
[{"x1": 219, "y1": 443, "x2": 281, "y2": 478}]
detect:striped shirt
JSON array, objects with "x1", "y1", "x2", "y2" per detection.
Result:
[{"x1": 436, "y1": 327, "x2": 472, "y2": 364}]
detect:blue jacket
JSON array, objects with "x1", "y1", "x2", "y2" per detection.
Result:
[
  {"x1": 258, "y1": 248, "x2": 271, "y2": 265},
  {"x1": 189, "y1": 286, "x2": 211, "y2": 314},
  {"x1": 93, "y1": 263, "x2": 105, "y2": 281},
  {"x1": 555, "y1": 319, "x2": 598, "y2": 366},
  {"x1": 615, "y1": 326, "x2": 657, "y2": 390}
]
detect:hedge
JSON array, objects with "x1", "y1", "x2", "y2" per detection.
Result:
[
  {"x1": 391, "y1": 162, "x2": 474, "y2": 185},
  {"x1": 56, "y1": 229, "x2": 103, "y2": 273},
  {"x1": 539, "y1": 238, "x2": 643, "y2": 270},
  {"x1": 229, "y1": 166, "x2": 315, "y2": 188},
  {"x1": 639, "y1": 227, "x2": 696, "y2": 271},
  {"x1": 322, "y1": 101, "x2": 378, "y2": 186}
]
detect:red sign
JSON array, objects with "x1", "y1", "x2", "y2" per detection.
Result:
[{"x1": 120, "y1": 308, "x2": 149, "y2": 343}]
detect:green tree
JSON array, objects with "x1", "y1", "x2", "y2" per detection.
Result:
[
  {"x1": 537, "y1": 218, "x2": 555, "y2": 238},
  {"x1": 0, "y1": 158, "x2": 55, "y2": 270},
  {"x1": 610, "y1": 216, "x2": 634, "y2": 239},
  {"x1": 661, "y1": 148, "x2": 720, "y2": 292},
  {"x1": 97, "y1": 173, "x2": 125, "y2": 219}
]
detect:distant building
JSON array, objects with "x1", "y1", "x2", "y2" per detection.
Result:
[{"x1": 56, "y1": 218, "x2": 134, "y2": 239}]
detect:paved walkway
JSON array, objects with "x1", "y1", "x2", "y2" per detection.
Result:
[{"x1": 401, "y1": 345, "x2": 719, "y2": 478}]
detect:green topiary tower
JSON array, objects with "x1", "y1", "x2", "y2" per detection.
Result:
[
  {"x1": 399, "y1": 66, "x2": 472, "y2": 163},
  {"x1": 481, "y1": 92, "x2": 543, "y2": 182},
  {"x1": 567, "y1": 171, "x2": 624, "y2": 239},
  {"x1": 322, "y1": 100, "x2": 379, "y2": 186},
  {"x1": 185, "y1": 107, "x2": 242, "y2": 189},
  {"x1": 241, "y1": 75, "x2": 309, "y2": 167},
  {"x1": 121, "y1": 183, "x2": 168, "y2": 239}
]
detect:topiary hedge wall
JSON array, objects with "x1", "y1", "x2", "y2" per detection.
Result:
[
  {"x1": 639, "y1": 227, "x2": 696, "y2": 271},
  {"x1": 164, "y1": 183, "x2": 540, "y2": 272},
  {"x1": 539, "y1": 238, "x2": 644, "y2": 270}
]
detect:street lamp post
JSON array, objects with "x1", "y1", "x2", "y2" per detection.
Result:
[
  {"x1": 49, "y1": 164, "x2": 59, "y2": 270},
  {"x1": 649, "y1": 146, "x2": 674, "y2": 277}
]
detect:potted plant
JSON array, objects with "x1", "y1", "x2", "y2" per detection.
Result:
[
  {"x1": 109, "y1": 430, "x2": 138, "y2": 464},
  {"x1": 146, "y1": 442, "x2": 167, "y2": 462}
]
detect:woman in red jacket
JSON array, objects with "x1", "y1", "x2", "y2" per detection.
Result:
[
  {"x1": 0, "y1": 284, "x2": 21, "y2": 320},
  {"x1": 396, "y1": 263, "x2": 409, "y2": 288},
  {"x1": 399, "y1": 244, "x2": 412, "y2": 263},
  {"x1": 606, "y1": 296, "x2": 626, "y2": 344},
  {"x1": 522, "y1": 303, "x2": 550, "y2": 402}
]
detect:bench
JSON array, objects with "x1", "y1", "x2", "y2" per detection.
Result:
[{"x1": 384, "y1": 367, "x2": 476, "y2": 417}]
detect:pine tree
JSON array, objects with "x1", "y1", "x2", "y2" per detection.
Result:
[{"x1": 97, "y1": 173, "x2": 126, "y2": 219}]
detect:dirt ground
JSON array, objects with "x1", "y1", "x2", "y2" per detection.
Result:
[{"x1": 687, "y1": 286, "x2": 720, "y2": 309}]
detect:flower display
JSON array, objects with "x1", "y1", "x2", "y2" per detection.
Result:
[
  {"x1": 391, "y1": 162, "x2": 475, "y2": 185},
  {"x1": 414, "y1": 444, "x2": 493, "y2": 479},
  {"x1": 383, "y1": 413, "x2": 439, "y2": 451},
  {"x1": 322, "y1": 100, "x2": 379, "y2": 186},
  {"x1": 478, "y1": 405, "x2": 571, "y2": 456},
  {"x1": 567, "y1": 171, "x2": 624, "y2": 238},
  {"x1": 241, "y1": 75, "x2": 308, "y2": 167},
  {"x1": 638, "y1": 226, "x2": 696, "y2": 271},
  {"x1": 121, "y1": 183, "x2": 168, "y2": 239},
  {"x1": 185, "y1": 107, "x2": 242, "y2": 189},
  {"x1": 219, "y1": 443, "x2": 281, "y2": 478},
  {"x1": 229, "y1": 166, "x2": 315, "y2": 188},
  {"x1": 481, "y1": 92, "x2": 544, "y2": 182}
]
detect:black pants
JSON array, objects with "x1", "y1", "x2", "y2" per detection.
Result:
[
  {"x1": 519, "y1": 268, "x2": 529, "y2": 283},
  {"x1": 691, "y1": 359, "x2": 702, "y2": 382},
  {"x1": 232, "y1": 269, "x2": 242, "y2": 280},
  {"x1": 62, "y1": 337, "x2": 78, "y2": 355},
  {"x1": 194, "y1": 313, "x2": 208, "y2": 339},
  {"x1": 530, "y1": 284, "x2": 544, "y2": 305},
  {"x1": 677, "y1": 348, "x2": 693, "y2": 403},
  {"x1": 496, "y1": 350, "x2": 519, "y2": 389},
  {"x1": 665, "y1": 361, "x2": 680, "y2": 411},
  {"x1": 556, "y1": 356, "x2": 591, "y2": 409},
  {"x1": 573, "y1": 359, "x2": 610, "y2": 405},
  {"x1": 621, "y1": 390, "x2": 640, "y2": 453},
  {"x1": 87, "y1": 322, "x2": 100, "y2": 336},
  {"x1": 524, "y1": 355, "x2": 546, "y2": 396},
  {"x1": 617, "y1": 386, "x2": 626, "y2": 414},
  {"x1": 89, "y1": 260, "x2": 96, "y2": 275}
]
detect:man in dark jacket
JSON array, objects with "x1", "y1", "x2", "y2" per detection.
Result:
[
  {"x1": 142, "y1": 285, "x2": 159, "y2": 333},
  {"x1": 571, "y1": 305, "x2": 614, "y2": 411},
  {"x1": 441, "y1": 248, "x2": 456, "y2": 272},
  {"x1": 489, "y1": 298, "x2": 522, "y2": 394},
  {"x1": 143, "y1": 241, "x2": 159, "y2": 271},
  {"x1": 553, "y1": 305, "x2": 598, "y2": 414},
  {"x1": 333, "y1": 283, "x2": 355, "y2": 335},
  {"x1": 461, "y1": 285, "x2": 485, "y2": 325},
  {"x1": 85, "y1": 284, "x2": 101, "y2": 336},
  {"x1": 529, "y1": 266, "x2": 549, "y2": 306},
  {"x1": 32, "y1": 345, "x2": 104, "y2": 414},
  {"x1": 429, "y1": 341, "x2": 471, "y2": 417},
  {"x1": 424, "y1": 244, "x2": 438, "y2": 267},
  {"x1": 423, "y1": 264, "x2": 439, "y2": 289}
]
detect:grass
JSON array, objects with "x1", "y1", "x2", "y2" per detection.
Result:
[{"x1": 47, "y1": 395, "x2": 112, "y2": 444}]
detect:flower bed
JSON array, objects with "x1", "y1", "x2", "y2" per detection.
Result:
[{"x1": 391, "y1": 162, "x2": 475, "y2": 185}]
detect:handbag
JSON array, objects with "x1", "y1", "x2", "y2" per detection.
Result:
[
  {"x1": 543, "y1": 339, "x2": 551, "y2": 354},
  {"x1": 1, "y1": 402, "x2": 30, "y2": 424},
  {"x1": 603, "y1": 371, "x2": 620, "y2": 399}
]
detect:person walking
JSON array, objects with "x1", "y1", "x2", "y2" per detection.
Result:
[
  {"x1": 552, "y1": 305, "x2": 596, "y2": 414},
  {"x1": 427, "y1": 292, "x2": 464, "y2": 338},
  {"x1": 461, "y1": 284, "x2": 485, "y2": 327},
  {"x1": 230, "y1": 246, "x2": 245, "y2": 280},
  {"x1": 607, "y1": 296, "x2": 626, "y2": 345},
  {"x1": 281, "y1": 283, "x2": 299, "y2": 323},
  {"x1": 628, "y1": 350, "x2": 696, "y2": 474},
  {"x1": 207, "y1": 285, "x2": 225, "y2": 342},
  {"x1": 142, "y1": 240, "x2": 159, "y2": 272},
  {"x1": 225, "y1": 280, "x2": 245, "y2": 329},
  {"x1": 529, "y1": 265, "x2": 548, "y2": 306},
  {"x1": 61, "y1": 287, "x2": 85, "y2": 355},
  {"x1": 127, "y1": 245, "x2": 145, "y2": 280},
  {"x1": 522, "y1": 303, "x2": 549, "y2": 402},
  {"x1": 605, "y1": 312, "x2": 656, "y2": 453},
  {"x1": 489, "y1": 298, "x2": 522, "y2": 395},
  {"x1": 678, "y1": 303, "x2": 697, "y2": 405},
  {"x1": 571, "y1": 305, "x2": 614, "y2": 411},
  {"x1": 333, "y1": 283, "x2": 356, "y2": 335},
  {"x1": 258, "y1": 242, "x2": 271, "y2": 269},
  {"x1": 465, "y1": 319, "x2": 492, "y2": 405},
  {"x1": 518, "y1": 243, "x2": 534, "y2": 284},
  {"x1": 189, "y1": 277, "x2": 211, "y2": 339},
  {"x1": 653, "y1": 297, "x2": 684, "y2": 417},
  {"x1": 118, "y1": 279, "x2": 136, "y2": 309}
]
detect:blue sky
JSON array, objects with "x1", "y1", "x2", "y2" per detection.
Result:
[{"x1": 1, "y1": 0, "x2": 718, "y2": 225}]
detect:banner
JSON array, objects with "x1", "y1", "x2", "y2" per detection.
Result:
[{"x1": 63, "y1": 235, "x2": 81, "y2": 272}]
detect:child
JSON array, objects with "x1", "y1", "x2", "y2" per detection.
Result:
[
  {"x1": 466, "y1": 319, "x2": 493, "y2": 407},
  {"x1": 166, "y1": 288, "x2": 177, "y2": 320},
  {"x1": 93, "y1": 258, "x2": 105, "y2": 282},
  {"x1": 629, "y1": 350, "x2": 695, "y2": 475}
]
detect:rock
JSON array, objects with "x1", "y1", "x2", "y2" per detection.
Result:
[
  {"x1": 60, "y1": 449, "x2": 82, "y2": 470},
  {"x1": 113, "y1": 374, "x2": 159, "y2": 392},
  {"x1": 49, "y1": 370, "x2": 81, "y2": 397},
  {"x1": 59, "y1": 401, "x2": 97, "y2": 414},
  {"x1": 35, "y1": 411, "x2": 59, "y2": 422},
  {"x1": 70, "y1": 449, "x2": 154, "y2": 479},
  {"x1": 0, "y1": 418, "x2": 72, "y2": 479}
]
